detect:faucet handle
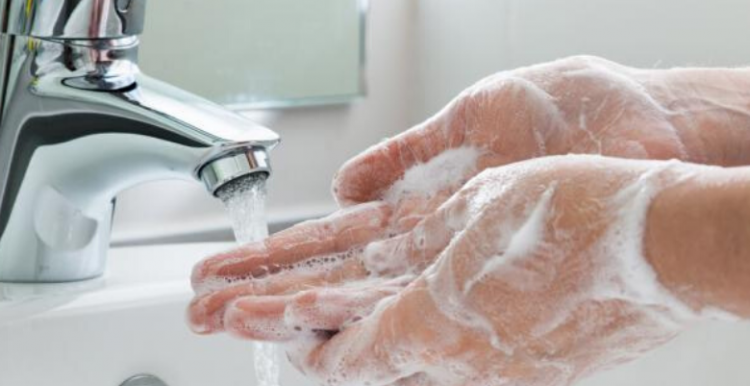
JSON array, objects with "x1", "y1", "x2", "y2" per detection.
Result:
[{"x1": 4, "y1": 0, "x2": 147, "y2": 39}]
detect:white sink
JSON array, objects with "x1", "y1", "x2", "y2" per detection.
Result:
[
  {"x1": 1, "y1": 242, "x2": 750, "y2": 386},
  {"x1": 0, "y1": 243, "x2": 313, "y2": 386}
]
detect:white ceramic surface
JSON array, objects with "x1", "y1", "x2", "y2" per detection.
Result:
[
  {"x1": 1, "y1": 242, "x2": 750, "y2": 386},
  {"x1": 0, "y1": 243, "x2": 313, "y2": 386}
]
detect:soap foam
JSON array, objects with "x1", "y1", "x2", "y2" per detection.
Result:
[
  {"x1": 592, "y1": 160, "x2": 698, "y2": 319},
  {"x1": 424, "y1": 241, "x2": 511, "y2": 355},
  {"x1": 462, "y1": 186, "x2": 555, "y2": 294},
  {"x1": 384, "y1": 146, "x2": 482, "y2": 204}
]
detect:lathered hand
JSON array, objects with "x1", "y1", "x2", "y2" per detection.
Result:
[
  {"x1": 189, "y1": 56, "x2": 750, "y2": 334},
  {"x1": 332, "y1": 55, "x2": 750, "y2": 229},
  {"x1": 209, "y1": 156, "x2": 745, "y2": 386}
]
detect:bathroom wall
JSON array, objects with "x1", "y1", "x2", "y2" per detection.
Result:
[
  {"x1": 411, "y1": 0, "x2": 750, "y2": 122},
  {"x1": 114, "y1": 0, "x2": 750, "y2": 242}
]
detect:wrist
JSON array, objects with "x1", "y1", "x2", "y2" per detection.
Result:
[
  {"x1": 645, "y1": 166, "x2": 750, "y2": 318},
  {"x1": 649, "y1": 68, "x2": 750, "y2": 166}
]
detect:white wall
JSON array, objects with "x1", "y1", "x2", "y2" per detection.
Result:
[{"x1": 411, "y1": 0, "x2": 750, "y2": 122}]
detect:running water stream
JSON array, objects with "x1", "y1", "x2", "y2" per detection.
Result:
[{"x1": 217, "y1": 174, "x2": 281, "y2": 386}]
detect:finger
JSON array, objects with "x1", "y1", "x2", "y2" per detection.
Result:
[
  {"x1": 303, "y1": 310, "x2": 409, "y2": 386},
  {"x1": 224, "y1": 278, "x2": 410, "y2": 342},
  {"x1": 188, "y1": 257, "x2": 370, "y2": 334},
  {"x1": 192, "y1": 202, "x2": 392, "y2": 293},
  {"x1": 224, "y1": 295, "x2": 295, "y2": 341},
  {"x1": 332, "y1": 97, "x2": 469, "y2": 206},
  {"x1": 389, "y1": 190, "x2": 453, "y2": 234},
  {"x1": 297, "y1": 281, "x2": 441, "y2": 386},
  {"x1": 191, "y1": 186, "x2": 467, "y2": 335},
  {"x1": 283, "y1": 277, "x2": 410, "y2": 332},
  {"x1": 363, "y1": 196, "x2": 469, "y2": 276},
  {"x1": 190, "y1": 194, "x2": 457, "y2": 334}
]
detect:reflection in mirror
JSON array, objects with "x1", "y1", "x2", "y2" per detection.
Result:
[{"x1": 139, "y1": 0, "x2": 366, "y2": 109}]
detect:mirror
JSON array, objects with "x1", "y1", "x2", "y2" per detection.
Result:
[{"x1": 139, "y1": 0, "x2": 366, "y2": 109}]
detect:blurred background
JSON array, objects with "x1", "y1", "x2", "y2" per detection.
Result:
[{"x1": 113, "y1": 0, "x2": 750, "y2": 245}]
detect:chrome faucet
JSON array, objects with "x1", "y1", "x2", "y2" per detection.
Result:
[{"x1": 0, "y1": 0, "x2": 280, "y2": 282}]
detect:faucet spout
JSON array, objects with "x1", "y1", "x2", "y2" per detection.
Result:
[{"x1": 0, "y1": 32, "x2": 279, "y2": 282}]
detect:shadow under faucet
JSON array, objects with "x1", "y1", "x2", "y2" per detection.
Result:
[{"x1": 0, "y1": 0, "x2": 280, "y2": 282}]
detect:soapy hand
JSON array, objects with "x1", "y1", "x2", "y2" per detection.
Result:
[
  {"x1": 190, "y1": 56, "x2": 750, "y2": 332},
  {"x1": 215, "y1": 156, "x2": 707, "y2": 386},
  {"x1": 332, "y1": 55, "x2": 750, "y2": 231},
  {"x1": 188, "y1": 56, "x2": 750, "y2": 385}
]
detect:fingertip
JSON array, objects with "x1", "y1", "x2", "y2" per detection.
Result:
[
  {"x1": 190, "y1": 249, "x2": 245, "y2": 292},
  {"x1": 190, "y1": 258, "x2": 214, "y2": 292},
  {"x1": 333, "y1": 109, "x2": 465, "y2": 206},
  {"x1": 186, "y1": 295, "x2": 224, "y2": 335},
  {"x1": 186, "y1": 284, "x2": 260, "y2": 335},
  {"x1": 333, "y1": 141, "x2": 407, "y2": 205},
  {"x1": 331, "y1": 170, "x2": 357, "y2": 208}
]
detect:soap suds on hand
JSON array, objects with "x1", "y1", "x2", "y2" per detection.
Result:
[
  {"x1": 384, "y1": 146, "x2": 482, "y2": 203},
  {"x1": 462, "y1": 185, "x2": 555, "y2": 295}
]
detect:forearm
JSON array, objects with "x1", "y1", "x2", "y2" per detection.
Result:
[
  {"x1": 647, "y1": 68, "x2": 750, "y2": 167},
  {"x1": 645, "y1": 166, "x2": 750, "y2": 318}
]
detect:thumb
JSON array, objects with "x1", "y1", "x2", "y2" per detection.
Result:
[{"x1": 333, "y1": 96, "x2": 470, "y2": 206}]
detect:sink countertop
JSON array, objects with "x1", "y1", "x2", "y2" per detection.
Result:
[
  {"x1": 0, "y1": 242, "x2": 235, "y2": 327},
  {"x1": 0, "y1": 242, "x2": 320, "y2": 386}
]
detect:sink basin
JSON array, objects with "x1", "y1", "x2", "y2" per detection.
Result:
[
  {"x1": 0, "y1": 243, "x2": 313, "y2": 386},
  {"x1": 1, "y1": 242, "x2": 749, "y2": 386}
]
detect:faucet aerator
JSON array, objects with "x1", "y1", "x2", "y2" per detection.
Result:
[{"x1": 199, "y1": 148, "x2": 272, "y2": 197}]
